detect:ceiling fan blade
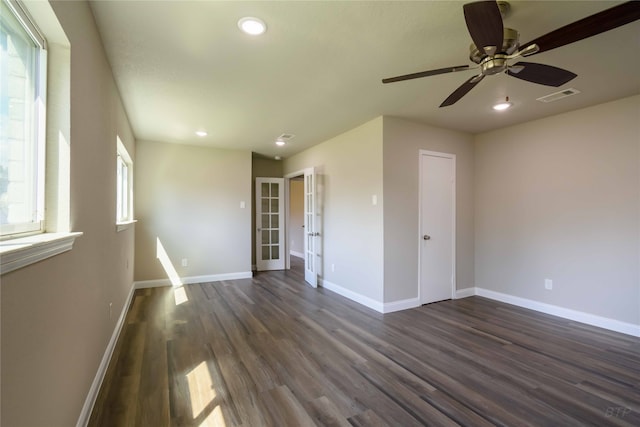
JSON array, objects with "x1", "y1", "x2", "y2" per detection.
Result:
[
  {"x1": 463, "y1": 1, "x2": 504, "y2": 55},
  {"x1": 440, "y1": 74, "x2": 485, "y2": 107},
  {"x1": 520, "y1": 1, "x2": 640, "y2": 55},
  {"x1": 382, "y1": 65, "x2": 470, "y2": 84},
  {"x1": 506, "y1": 62, "x2": 576, "y2": 87}
]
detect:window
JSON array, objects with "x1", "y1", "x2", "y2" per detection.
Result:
[
  {"x1": 116, "y1": 136, "x2": 133, "y2": 226},
  {"x1": 0, "y1": 0, "x2": 81, "y2": 275},
  {"x1": 0, "y1": 0, "x2": 47, "y2": 238}
]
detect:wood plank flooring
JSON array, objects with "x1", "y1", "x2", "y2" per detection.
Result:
[{"x1": 89, "y1": 260, "x2": 640, "y2": 426}]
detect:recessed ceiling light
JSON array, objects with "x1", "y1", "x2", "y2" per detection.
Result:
[
  {"x1": 195, "y1": 130, "x2": 208, "y2": 137},
  {"x1": 492, "y1": 97, "x2": 512, "y2": 111},
  {"x1": 238, "y1": 17, "x2": 266, "y2": 35},
  {"x1": 275, "y1": 140, "x2": 285, "y2": 146},
  {"x1": 274, "y1": 156, "x2": 281, "y2": 160}
]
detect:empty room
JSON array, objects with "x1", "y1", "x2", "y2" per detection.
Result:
[{"x1": 1, "y1": 1, "x2": 638, "y2": 426}]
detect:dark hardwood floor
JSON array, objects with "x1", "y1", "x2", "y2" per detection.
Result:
[{"x1": 89, "y1": 258, "x2": 640, "y2": 426}]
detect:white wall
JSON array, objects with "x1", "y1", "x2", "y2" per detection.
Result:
[
  {"x1": 383, "y1": 117, "x2": 475, "y2": 302},
  {"x1": 475, "y1": 95, "x2": 639, "y2": 326},
  {"x1": 1, "y1": 1, "x2": 136, "y2": 425},
  {"x1": 283, "y1": 118, "x2": 384, "y2": 303},
  {"x1": 135, "y1": 141, "x2": 252, "y2": 282}
]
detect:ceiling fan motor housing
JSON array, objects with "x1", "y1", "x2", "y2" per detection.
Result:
[
  {"x1": 479, "y1": 55, "x2": 509, "y2": 75},
  {"x1": 469, "y1": 27, "x2": 519, "y2": 63}
]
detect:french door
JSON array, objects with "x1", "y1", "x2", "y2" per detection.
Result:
[
  {"x1": 303, "y1": 168, "x2": 317, "y2": 287},
  {"x1": 256, "y1": 178, "x2": 285, "y2": 271}
]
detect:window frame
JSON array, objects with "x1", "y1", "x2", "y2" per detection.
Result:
[
  {"x1": 116, "y1": 136, "x2": 135, "y2": 230},
  {"x1": 1, "y1": 0, "x2": 48, "y2": 239}
]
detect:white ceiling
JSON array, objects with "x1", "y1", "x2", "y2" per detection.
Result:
[{"x1": 89, "y1": 1, "x2": 640, "y2": 158}]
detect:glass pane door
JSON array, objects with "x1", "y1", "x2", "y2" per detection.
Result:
[
  {"x1": 256, "y1": 178, "x2": 284, "y2": 271},
  {"x1": 303, "y1": 168, "x2": 317, "y2": 287}
]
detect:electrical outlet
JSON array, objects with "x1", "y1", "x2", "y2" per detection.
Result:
[
  {"x1": 331, "y1": 263, "x2": 335, "y2": 272},
  {"x1": 182, "y1": 258, "x2": 188, "y2": 267},
  {"x1": 545, "y1": 279, "x2": 553, "y2": 290}
]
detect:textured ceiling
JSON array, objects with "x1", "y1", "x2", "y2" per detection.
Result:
[{"x1": 89, "y1": 1, "x2": 640, "y2": 158}]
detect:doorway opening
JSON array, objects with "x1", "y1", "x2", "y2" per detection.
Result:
[
  {"x1": 284, "y1": 168, "x2": 318, "y2": 287},
  {"x1": 288, "y1": 175, "x2": 305, "y2": 264},
  {"x1": 255, "y1": 178, "x2": 285, "y2": 271}
]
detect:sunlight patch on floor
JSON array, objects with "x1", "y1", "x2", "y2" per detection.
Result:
[
  {"x1": 173, "y1": 286, "x2": 189, "y2": 305},
  {"x1": 199, "y1": 405, "x2": 227, "y2": 427},
  {"x1": 186, "y1": 361, "x2": 226, "y2": 426}
]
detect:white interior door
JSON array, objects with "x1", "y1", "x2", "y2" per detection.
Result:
[
  {"x1": 303, "y1": 168, "x2": 317, "y2": 287},
  {"x1": 256, "y1": 178, "x2": 285, "y2": 271},
  {"x1": 419, "y1": 151, "x2": 455, "y2": 304}
]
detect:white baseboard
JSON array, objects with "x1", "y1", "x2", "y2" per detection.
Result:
[
  {"x1": 472, "y1": 287, "x2": 640, "y2": 338},
  {"x1": 382, "y1": 297, "x2": 421, "y2": 313},
  {"x1": 134, "y1": 271, "x2": 253, "y2": 289},
  {"x1": 320, "y1": 279, "x2": 384, "y2": 313},
  {"x1": 290, "y1": 250, "x2": 304, "y2": 259},
  {"x1": 383, "y1": 286, "x2": 476, "y2": 312},
  {"x1": 455, "y1": 287, "x2": 476, "y2": 299},
  {"x1": 76, "y1": 282, "x2": 136, "y2": 427},
  {"x1": 134, "y1": 278, "x2": 171, "y2": 288}
]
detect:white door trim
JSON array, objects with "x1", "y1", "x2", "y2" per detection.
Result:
[
  {"x1": 284, "y1": 169, "x2": 307, "y2": 271},
  {"x1": 284, "y1": 168, "x2": 318, "y2": 287},
  {"x1": 418, "y1": 149, "x2": 456, "y2": 304},
  {"x1": 256, "y1": 177, "x2": 285, "y2": 271}
]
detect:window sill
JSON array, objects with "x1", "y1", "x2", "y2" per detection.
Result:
[
  {"x1": 0, "y1": 232, "x2": 83, "y2": 275},
  {"x1": 116, "y1": 220, "x2": 137, "y2": 232}
]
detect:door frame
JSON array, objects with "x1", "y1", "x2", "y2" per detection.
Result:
[
  {"x1": 284, "y1": 168, "x2": 318, "y2": 286},
  {"x1": 418, "y1": 149, "x2": 456, "y2": 303},
  {"x1": 284, "y1": 169, "x2": 306, "y2": 271},
  {"x1": 255, "y1": 177, "x2": 285, "y2": 271}
]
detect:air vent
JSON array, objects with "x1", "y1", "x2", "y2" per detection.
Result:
[
  {"x1": 536, "y1": 88, "x2": 581, "y2": 103},
  {"x1": 278, "y1": 133, "x2": 295, "y2": 141}
]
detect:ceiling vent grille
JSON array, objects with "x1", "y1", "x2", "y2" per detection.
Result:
[
  {"x1": 278, "y1": 133, "x2": 295, "y2": 141},
  {"x1": 536, "y1": 88, "x2": 581, "y2": 103}
]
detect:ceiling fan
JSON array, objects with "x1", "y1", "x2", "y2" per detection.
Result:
[{"x1": 382, "y1": 1, "x2": 640, "y2": 107}]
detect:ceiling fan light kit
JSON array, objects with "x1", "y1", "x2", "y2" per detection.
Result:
[
  {"x1": 382, "y1": 1, "x2": 640, "y2": 108},
  {"x1": 493, "y1": 97, "x2": 512, "y2": 111}
]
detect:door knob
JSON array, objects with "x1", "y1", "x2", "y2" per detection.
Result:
[{"x1": 423, "y1": 235, "x2": 431, "y2": 240}]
